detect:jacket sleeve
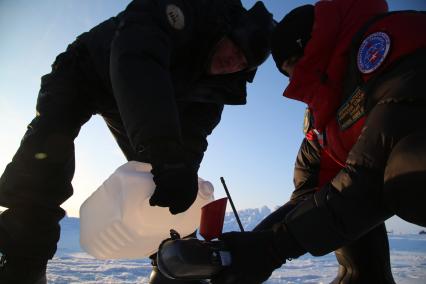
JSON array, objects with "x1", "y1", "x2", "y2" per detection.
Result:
[
  {"x1": 291, "y1": 138, "x2": 322, "y2": 201},
  {"x1": 283, "y1": 101, "x2": 424, "y2": 256},
  {"x1": 179, "y1": 102, "x2": 224, "y2": 166},
  {"x1": 110, "y1": 0, "x2": 194, "y2": 153}
]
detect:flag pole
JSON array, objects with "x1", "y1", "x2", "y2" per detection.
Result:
[{"x1": 220, "y1": 177, "x2": 244, "y2": 232}]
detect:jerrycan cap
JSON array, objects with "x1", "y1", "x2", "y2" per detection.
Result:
[{"x1": 198, "y1": 180, "x2": 214, "y2": 199}]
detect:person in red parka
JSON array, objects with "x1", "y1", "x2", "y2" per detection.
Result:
[{"x1": 212, "y1": 1, "x2": 426, "y2": 283}]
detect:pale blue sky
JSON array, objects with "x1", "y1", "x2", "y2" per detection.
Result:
[{"x1": 0, "y1": 0, "x2": 425, "y2": 233}]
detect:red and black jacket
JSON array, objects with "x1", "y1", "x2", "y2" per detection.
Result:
[{"x1": 281, "y1": 9, "x2": 426, "y2": 256}]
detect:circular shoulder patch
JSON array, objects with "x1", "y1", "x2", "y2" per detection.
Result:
[
  {"x1": 357, "y1": 32, "x2": 391, "y2": 74},
  {"x1": 166, "y1": 4, "x2": 185, "y2": 30}
]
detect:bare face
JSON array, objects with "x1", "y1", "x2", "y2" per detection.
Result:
[
  {"x1": 280, "y1": 56, "x2": 300, "y2": 78},
  {"x1": 208, "y1": 37, "x2": 248, "y2": 75}
]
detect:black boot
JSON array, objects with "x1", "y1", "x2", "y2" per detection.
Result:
[
  {"x1": 330, "y1": 224, "x2": 396, "y2": 284},
  {"x1": 0, "y1": 254, "x2": 47, "y2": 284},
  {"x1": 149, "y1": 266, "x2": 210, "y2": 284},
  {"x1": 149, "y1": 231, "x2": 209, "y2": 284}
]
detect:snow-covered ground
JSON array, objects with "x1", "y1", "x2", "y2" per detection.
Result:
[{"x1": 49, "y1": 209, "x2": 426, "y2": 283}]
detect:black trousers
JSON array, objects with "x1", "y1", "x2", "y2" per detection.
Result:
[
  {"x1": 253, "y1": 202, "x2": 396, "y2": 284},
  {"x1": 0, "y1": 41, "x2": 136, "y2": 259}
]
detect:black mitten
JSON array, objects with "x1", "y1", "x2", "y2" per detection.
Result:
[
  {"x1": 212, "y1": 225, "x2": 305, "y2": 284},
  {"x1": 147, "y1": 141, "x2": 199, "y2": 214}
]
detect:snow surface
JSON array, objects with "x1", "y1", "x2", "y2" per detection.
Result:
[{"x1": 49, "y1": 208, "x2": 426, "y2": 283}]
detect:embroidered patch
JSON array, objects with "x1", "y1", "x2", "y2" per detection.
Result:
[
  {"x1": 357, "y1": 32, "x2": 391, "y2": 74},
  {"x1": 337, "y1": 87, "x2": 366, "y2": 130},
  {"x1": 166, "y1": 4, "x2": 185, "y2": 30}
]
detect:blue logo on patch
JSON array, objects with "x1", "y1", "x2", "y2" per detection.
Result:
[{"x1": 357, "y1": 32, "x2": 391, "y2": 74}]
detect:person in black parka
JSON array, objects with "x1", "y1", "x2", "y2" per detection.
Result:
[{"x1": 0, "y1": 0, "x2": 275, "y2": 283}]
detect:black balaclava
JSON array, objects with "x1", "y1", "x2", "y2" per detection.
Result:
[
  {"x1": 229, "y1": 1, "x2": 276, "y2": 71},
  {"x1": 271, "y1": 4, "x2": 314, "y2": 76}
]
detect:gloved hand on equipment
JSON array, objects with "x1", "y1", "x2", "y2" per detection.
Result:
[
  {"x1": 212, "y1": 224, "x2": 306, "y2": 284},
  {"x1": 147, "y1": 140, "x2": 199, "y2": 215}
]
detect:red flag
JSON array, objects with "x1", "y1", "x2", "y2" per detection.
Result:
[{"x1": 199, "y1": 197, "x2": 228, "y2": 241}]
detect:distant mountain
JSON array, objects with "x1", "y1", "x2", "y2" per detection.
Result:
[
  {"x1": 57, "y1": 216, "x2": 81, "y2": 255},
  {"x1": 58, "y1": 205, "x2": 425, "y2": 255},
  {"x1": 223, "y1": 206, "x2": 272, "y2": 232}
]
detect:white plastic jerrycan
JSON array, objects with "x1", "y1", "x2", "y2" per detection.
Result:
[{"x1": 79, "y1": 161, "x2": 214, "y2": 259}]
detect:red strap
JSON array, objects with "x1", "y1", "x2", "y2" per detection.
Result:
[{"x1": 306, "y1": 129, "x2": 316, "y2": 141}]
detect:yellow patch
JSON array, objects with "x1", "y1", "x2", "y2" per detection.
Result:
[{"x1": 337, "y1": 87, "x2": 366, "y2": 130}]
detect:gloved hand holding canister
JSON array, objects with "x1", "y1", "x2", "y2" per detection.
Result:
[
  {"x1": 147, "y1": 140, "x2": 199, "y2": 215},
  {"x1": 212, "y1": 224, "x2": 306, "y2": 284}
]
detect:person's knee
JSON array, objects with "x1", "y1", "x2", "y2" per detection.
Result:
[{"x1": 384, "y1": 131, "x2": 426, "y2": 226}]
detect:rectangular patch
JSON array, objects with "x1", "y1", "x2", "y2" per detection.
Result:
[{"x1": 337, "y1": 87, "x2": 366, "y2": 130}]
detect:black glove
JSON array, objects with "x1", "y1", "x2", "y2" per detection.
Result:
[
  {"x1": 212, "y1": 225, "x2": 306, "y2": 284},
  {"x1": 147, "y1": 141, "x2": 199, "y2": 215}
]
